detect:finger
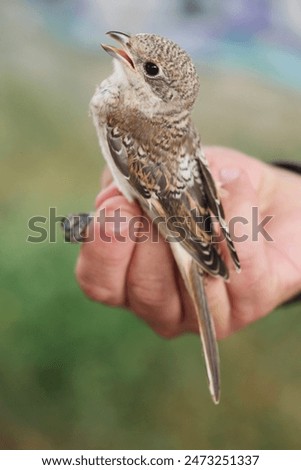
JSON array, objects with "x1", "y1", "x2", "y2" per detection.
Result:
[
  {"x1": 218, "y1": 167, "x2": 274, "y2": 331},
  {"x1": 95, "y1": 182, "x2": 121, "y2": 209},
  {"x1": 76, "y1": 194, "x2": 141, "y2": 306},
  {"x1": 100, "y1": 166, "x2": 113, "y2": 189},
  {"x1": 265, "y1": 166, "x2": 301, "y2": 303},
  {"x1": 204, "y1": 146, "x2": 263, "y2": 191},
  {"x1": 126, "y1": 222, "x2": 184, "y2": 338}
]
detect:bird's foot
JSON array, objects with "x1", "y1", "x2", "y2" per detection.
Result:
[{"x1": 61, "y1": 212, "x2": 93, "y2": 243}]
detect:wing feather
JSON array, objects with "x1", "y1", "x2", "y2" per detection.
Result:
[
  {"x1": 106, "y1": 120, "x2": 238, "y2": 279},
  {"x1": 198, "y1": 149, "x2": 241, "y2": 271}
]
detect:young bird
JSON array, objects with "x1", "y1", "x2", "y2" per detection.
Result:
[{"x1": 65, "y1": 31, "x2": 240, "y2": 404}]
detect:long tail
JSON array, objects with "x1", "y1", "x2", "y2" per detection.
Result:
[
  {"x1": 166, "y1": 243, "x2": 221, "y2": 403},
  {"x1": 188, "y1": 261, "x2": 220, "y2": 404}
]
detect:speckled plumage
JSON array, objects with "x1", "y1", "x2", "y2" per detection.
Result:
[{"x1": 90, "y1": 31, "x2": 240, "y2": 404}]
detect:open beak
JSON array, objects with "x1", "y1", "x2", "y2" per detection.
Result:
[{"x1": 101, "y1": 31, "x2": 135, "y2": 69}]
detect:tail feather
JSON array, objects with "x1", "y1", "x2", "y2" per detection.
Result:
[
  {"x1": 170, "y1": 243, "x2": 221, "y2": 404},
  {"x1": 189, "y1": 261, "x2": 220, "y2": 404}
]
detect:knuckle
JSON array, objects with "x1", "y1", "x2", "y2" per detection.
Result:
[
  {"x1": 93, "y1": 286, "x2": 122, "y2": 306},
  {"x1": 127, "y1": 274, "x2": 168, "y2": 308},
  {"x1": 81, "y1": 281, "x2": 121, "y2": 306},
  {"x1": 76, "y1": 264, "x2": 121, "y2": 306},
  {"x1": 151, "y1": 324, "x2": 180, "y2": 340}
]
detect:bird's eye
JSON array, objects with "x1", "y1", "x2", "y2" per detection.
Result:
[{"x1": 144, "y1": 62, "x2": 159, "y2": 77}]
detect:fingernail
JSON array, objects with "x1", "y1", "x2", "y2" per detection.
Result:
[{"x1": 219, "y1": 168, "x2": 241, "y2": 184}]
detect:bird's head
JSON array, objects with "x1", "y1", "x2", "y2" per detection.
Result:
[{"x1": 101, "y1": 31, "x2": 200, "y2": 112}]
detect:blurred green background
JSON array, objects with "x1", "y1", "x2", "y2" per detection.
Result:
[{"x1": 1, "y1": 0, "x2": 301, "y2": 450}]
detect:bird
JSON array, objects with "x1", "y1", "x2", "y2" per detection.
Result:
[{"x1": 63, "y1": 31, "x2": 240, "y2": 404}]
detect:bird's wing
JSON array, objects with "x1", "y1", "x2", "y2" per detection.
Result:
[
  {"x1": 150, "y1": 183, "x2": 229, "y2": 280},
  {"x1": 106, "y1": 122, "x2": 153, "y2": 199},
  {"x1": 106, "y1": 121, "x2": 229, "y2": 279},
  {"x1": 196, "y1": 147, "x2": 241, "y2": 272}
]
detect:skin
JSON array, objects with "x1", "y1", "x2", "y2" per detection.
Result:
[{"x1": 76, "y1": 147, "x2": 301, "y2": 340}]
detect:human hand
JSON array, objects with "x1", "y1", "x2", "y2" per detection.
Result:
[{"x1": 76, "y1": 147, "x2": 301, "y2": 339}]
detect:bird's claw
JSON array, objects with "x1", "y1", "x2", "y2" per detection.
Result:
[{"x1": 61, "y1": 213, "x2": 93, "y2": 243}]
